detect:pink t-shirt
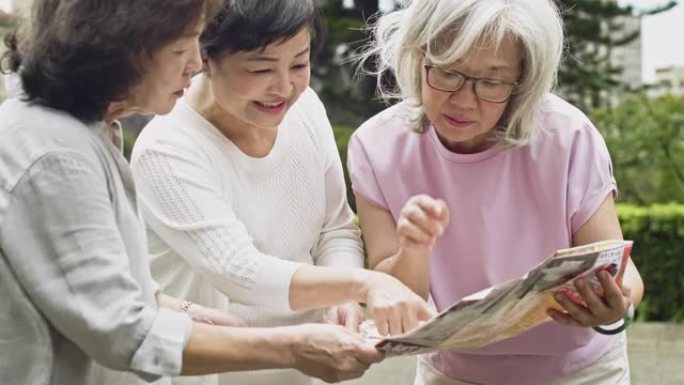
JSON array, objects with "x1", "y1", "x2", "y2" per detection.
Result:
[{"x1": 348, "y1": 94, "x2": 619, "y2": 385}]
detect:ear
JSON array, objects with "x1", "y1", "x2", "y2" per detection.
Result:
[{"x1": 201, "y1": 51, "x2": 211, "y2": 75}]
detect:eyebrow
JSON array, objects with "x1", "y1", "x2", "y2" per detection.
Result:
[{"x1": 247, "y1": 47, "x2": 311, "y2": 62}]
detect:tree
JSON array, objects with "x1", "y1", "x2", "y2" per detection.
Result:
[
  {"x1": 556, "y1": 0, "x2": 677, "y2": 112},
  {"x1": 313, "y1": 0, "x2": 385, "y2": 127},
  {"x1": 593, "y1": 94, "x2": 684, "y2": 204}
]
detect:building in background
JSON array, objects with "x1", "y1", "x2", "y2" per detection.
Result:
[
  {"x1": 610, "y1": 14, "x2": 643, "y2": 91},
  {"x1": 650, "y1": 65, "x2": 684, "y2": 97}
]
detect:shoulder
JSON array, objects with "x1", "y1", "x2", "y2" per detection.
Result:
[
  {"x1": 537, "y1": 94, "x2": 601, "y2": 139},
  {"x1": 532, "y1": 94, "x2": 606, "y2": 151},
  {"x1": 0, "y1": 99, "x2": 105, "y2": 175},
  {"x1": 351, "y1": 102, "x2": 417, "y2": 151},
  {"x1": 131, "y1": 101, "x2": 215, "y2": 164}
]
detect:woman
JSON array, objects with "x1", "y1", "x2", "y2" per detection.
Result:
[
  {"x1": 131, "y1": 3, "x2": 430, "y2": 384},
  {"x1": 130, "y1": 0, "x2": 430, "y2": 383},
  {"x1": 349, "y1": 0, "x2": 644, "y2": 384},
  {"x1": 0, "y1": 1, "x2": 383, "y2": 384}
]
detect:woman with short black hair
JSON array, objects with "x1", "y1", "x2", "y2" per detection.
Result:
[
  {"x1": 0, "y1": 1, "x2": 383, "y2": 384},
  {"x1": 131, "y1": 2, "x2": 431, "y2": 384}
]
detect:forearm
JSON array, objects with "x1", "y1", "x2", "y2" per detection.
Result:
[
  {"x1": 373, "y1": 248, "x2": 431, "y2": 300},
  {"x1": 156, "y1": 292, "x2": 182, "y2": 310},
  {"x1": 623, "y1": 257, "x2": 644, "y2": 307},
  {"x1": 182, "y1": 323, "x2": 295, "y2": 375},
  {"x1": 288, "y1": 265, "x2": 368, "y2": 310}
]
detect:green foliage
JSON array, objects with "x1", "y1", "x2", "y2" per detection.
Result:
[
  {"x1": 557, "y1": 0, "x2": 635, "y2": 111},
  {"x1": 333, "y1": 124, "x2": 357, "y2": 211},
  {"x1": 618, "y1": 204, "x2": 684, "y2": 322},
  {"x1": 593, "y1": 94, "x2": 684, "y2": 204},
  {"x1": 314, "y1": 0, "x2": 389, "y2": 126}
]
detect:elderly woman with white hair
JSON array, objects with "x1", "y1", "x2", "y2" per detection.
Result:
[{"x1": 349, "y1": 0, "x2": 644, "y2": 384}]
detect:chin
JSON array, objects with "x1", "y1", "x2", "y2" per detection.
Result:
[{"x1": 150, "y1": 100, "x2": 177, "y2": 116}]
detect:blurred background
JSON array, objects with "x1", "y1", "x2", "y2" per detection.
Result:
[{"x1": 1, "y1": 0, "x2": 682, "y2": 325}]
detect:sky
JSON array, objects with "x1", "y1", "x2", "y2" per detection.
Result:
[
  {"x1": 622, "y1": 0, "x2": 684, "y2": 82},
  {"x1": 2, "y1": 0, "x2": 682, "y2": 82}
]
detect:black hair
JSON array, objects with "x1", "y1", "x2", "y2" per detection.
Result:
[
  {"x1": 201, "y1": 0, "x2": 323, "y2": 60},
  {"x1": 1, "y1": 0, "x2": 223, "y2": 123}
]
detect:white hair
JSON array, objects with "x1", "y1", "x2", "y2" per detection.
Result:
[{"x1": 358, "y1": 0, "x2": 564, "y2": 146}]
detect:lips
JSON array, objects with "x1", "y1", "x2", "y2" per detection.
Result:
[
  {"x1": 255, "y1": 100, "x2": 286, "y2": 109},
  {"x1": 444, "y1": 113, "x2": 476, "y2": 127}
]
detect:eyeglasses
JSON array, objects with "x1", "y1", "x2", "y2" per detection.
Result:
[{"x1": 424, "y1": 65, "x2": 518, "y2": 103}]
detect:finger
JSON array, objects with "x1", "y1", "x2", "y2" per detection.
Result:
[
  {"x1": 417, "y1": 301, "x2": 437, "y2": 320},
  {"x1": 554, "y1": 291, "x2": 595, "y2": 326},
  {"x1": 324, "y1": 307, "x2": 340, "y2": 325},
  {"x1": 547, "y1": 308, "x2": 584, "y2": 327},
  {"x1": 387, "y1": 304, "x2": 405, "y2": 336},
  {"x1": 397, "y1": 215, "x2": 438, "y2": 243},
  {"x1": 435, "y1": 199, "x2": 450, "y2": 224},
  {"x1": 402, "y1": 304, "x2": 419, "y2": 333},
  {"x1": 419, "y1": 198, "x2": 448, "y2": 223},
  {"x1": 353, "y1": 344, "x2": 385, "y2": 365},
  {"x1": 403, "y1": 204, "x2": 444, "y2": 237},
  {"x1": 598, "y1": 270, "x2": 628, "y2": 310},
  {"x1": 573, "y1": 278, "x2": 606, "y2": 315},
  {"x1": 345, "y1": 306, "x2": 363, "y2": 333},
  {"x1": 373, "y1": 308, "x2": 390, "y2": 337},
  {"x1": 398, "y1": 222, "x2": 435, "y2": 247}
]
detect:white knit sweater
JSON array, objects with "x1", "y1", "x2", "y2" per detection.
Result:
[{"x1": 130, "y1": 88, "x2": 363, "y2": 385}]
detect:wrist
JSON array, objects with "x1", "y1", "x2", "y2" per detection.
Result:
[
  {"x1": 593, "y1": 301, "x2": 635, "y2": 335},
  {"x1": 178, "y1": 300, "x2": 194, "y2": 314},
  {"x1": 351, "y1": 269, "x2": 375, "y2": 304},
  {"x1": 278, "y1": 326, "x2": 305, "y2": 369}
]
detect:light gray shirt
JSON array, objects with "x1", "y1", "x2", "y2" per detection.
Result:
[{"x1": 0, "y1": 98, "x2": 191, "y2": 385}]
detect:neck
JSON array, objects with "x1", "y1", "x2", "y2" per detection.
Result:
[
  {"x1": 188, "y1": 74, "x2": 277, "y2": 158},
  {"x1": 105, "y1": 101, "x2": 138, "y2": 126}
]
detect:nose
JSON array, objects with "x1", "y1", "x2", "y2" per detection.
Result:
[
  {"x1": 270, "y1": 70, "x2": 294, "y2": 96},
  {"x1": 185, "y1": 40, "x2": 203, "y2": 76},
  {"x1": 448, "y1": 78, "x2": 478, "y2": 108}
]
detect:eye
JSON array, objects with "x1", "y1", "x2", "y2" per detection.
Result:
[
  {"x1": 173, "y1": 49, "x2": 187, "y2": 55},
  {"x1": 292, "y1": 62, "x2": 309, "y2": 70},
  {"x1": 480, "y1": 80, "x2": 504, "y2": 88},
  {"x1": 249, "y1": 69, "x2": 273, "y2": 74}
]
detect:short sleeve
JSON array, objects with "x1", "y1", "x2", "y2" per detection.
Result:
[
  {"x1": 347, "y1": 132, "x2": 390, "y2": 210},
  {"x1": 567, "y1": 121, "x2": 618, "y2": 233}
]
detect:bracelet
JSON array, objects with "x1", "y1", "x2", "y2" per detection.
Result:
[
  {"x1": 178, "y1": 300, "x2": 193, "y2": 313},
  {"x1": 592, "y1": 301, "x2": 635, "y2": 335}
]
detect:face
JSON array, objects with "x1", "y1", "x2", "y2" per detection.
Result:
[
  {"x1": 127, "y1": 19, "x2": 204, "y2": 116},
  {"x1": 205, "y1": 27, "x2": 311, "y2": 132},
  {"x1": 421, "y1": 36, "x2": 522, "y2": 153}
]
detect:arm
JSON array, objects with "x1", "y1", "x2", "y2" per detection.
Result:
[
  {"x1": 133, "y1": 141, "x2": 432, "y2": 334},
  {"x1": 156, "y1": 292, "x2": 246, "y2": 327},
  {"x1": 2, "y1": 151, "x2": 381, "y2": 382},
  {"x1": 1, "y1": 152, "x2": 191, "y2": 379},
  {"x1": 356, "y1": 194, "x2": 449, "y2": 300},
  {"x1": 181, "y1": 322, "x2": 383, "y2": 382},
  {"x1": 306, "y1": 94, "x2": 366, "y2": 329},
  {"x1": 549, "y1": 193, "x2": 645, "y2": 327}
]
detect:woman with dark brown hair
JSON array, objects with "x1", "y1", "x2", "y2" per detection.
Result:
[{"x1": 0, "y1": 1, "x2": 382, "y2": 385}]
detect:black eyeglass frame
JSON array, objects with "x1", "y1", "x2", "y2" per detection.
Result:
[{"x1": 423, "y1": 64, "x2": 519, "y2": 103}]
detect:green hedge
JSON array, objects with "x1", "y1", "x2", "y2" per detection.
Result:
[{"x1": 618, "y1": 204, "x2": 684, "y2": 322}]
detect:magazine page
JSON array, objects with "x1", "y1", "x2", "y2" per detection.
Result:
[{"x1": 363, "y1": 240, "x2": 633, "y2": 356}]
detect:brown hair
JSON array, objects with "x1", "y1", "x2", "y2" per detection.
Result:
[{"x1": 2, "y1": 0, "x2": 224, "y2": 123}]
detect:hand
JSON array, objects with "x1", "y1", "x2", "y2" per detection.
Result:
[
  {"x1": 289, "y1": 323, "x2": 384, "y2": 383},
  {"x1": 397, "y1": 195, "x2": 449, "y2": 256},
  {"x1": 325, "y1": 302, "x2": 365, "y2": 333},
  {"x1": 362, "y1": 271, "x2": 436, "y2": 336},
  {"x1": 548, "y1": 270, "x2": 632, "y2": 328},
  {"x1": 188, "y1": 304, "x2": 247, "y2": 327}
]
